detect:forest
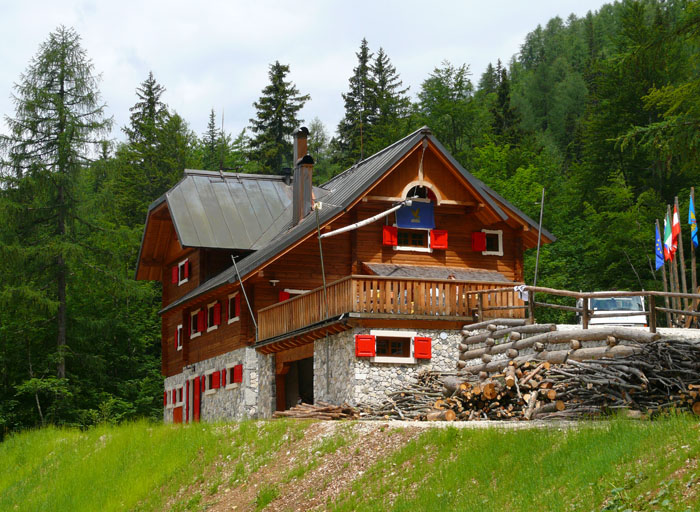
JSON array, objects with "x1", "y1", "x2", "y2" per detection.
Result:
[{"x1": 1, "y1": 0, "x2": 699, "y2": 435}]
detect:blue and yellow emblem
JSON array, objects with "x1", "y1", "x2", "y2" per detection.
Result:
[{"x1": 396, "y1": 201, "x2": 435, "y2": 229}]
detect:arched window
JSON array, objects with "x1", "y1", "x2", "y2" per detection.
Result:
[{"x1": 406, "y1": 185, "x2": 437, "y2": 202}]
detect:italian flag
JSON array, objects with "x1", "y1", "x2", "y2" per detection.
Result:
[{"x1": 664, "y1": 213, "x2": 673, "y2": 261}]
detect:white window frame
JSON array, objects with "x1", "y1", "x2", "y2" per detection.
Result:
[
  {"x1": 481, "y1": 229, "x2": 503, "y2": 256},
  {"x1": 177, "y1": 258, "x2": 189, "y2": 286},
  {"x1": 176, "y1": 324, "x2": 183, "y2": 351},
  {"x1": 227, "y1": 292, "x2": 240, "y2": 324},
  {"x1": 190, "y1": 309, "x2": 201, "y2": 339},
  {"x1": 166, "y1": 389, "x2": 173, "y2": 409},
  {"x1": 174, "y1": 386, "x2": 184, "y2": 407},
  {"x1": 369, "y1": 329, "x2": 418, "y2": 364},
  {"x1": 206, "y1": 301, "x2": 218, "y2": 333},
  {"x1": 224, "y1": 364, "x2": 241, "y2": 390},
  {"x1": 204, "y1": 369, "x2": 217, "y2": 396}
]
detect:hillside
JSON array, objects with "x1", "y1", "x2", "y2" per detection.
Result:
[{"x1": 1, "y1": 416, "x2": 698, "y2": 511}]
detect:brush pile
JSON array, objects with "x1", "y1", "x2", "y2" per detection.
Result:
[
  {"x1": 273, "y1": 401, "x2": 360, "y2": 420},
  {"x1": 364, "y1": 339, "x2": 700, "y2": 421}
]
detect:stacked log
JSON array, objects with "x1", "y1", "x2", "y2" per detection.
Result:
[{"x1": 273, "y1": 401, "x2": 359, "y2": 420}]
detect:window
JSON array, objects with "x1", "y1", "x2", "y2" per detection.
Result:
[
  {"x1": 481, "y1": 229, "x2": 503, "y2": 256},
  {"x1": 178, "y1": 259, "x2": 189, "y2": 285},
  {"x1": 225, "y1": 364, "x2": 242, "y2": 389},
  {"x1": 175, "y1": 387, "x2": 183, "y2": 406},
  {"x1": 376, "y1": 336, "x2": 410, "y2": 357},
  {"x1": 190, "y1": 309, "x2": 202, "y2": 338},
  {"x1": 397, "y1": 229, "x2": 428, "y2": 248},
  {"x1": 176, "y1": 324, "x2": 183, "y2": 351},
  {"x1": 228, "y1": 293, "x2": 240, "y2": 324},
  {"x1": 204, "y1": 370, "x2": 217, "y2": 395},
  {"x1": 207, "y1": 301, "x2": 219, "y2": 332}
]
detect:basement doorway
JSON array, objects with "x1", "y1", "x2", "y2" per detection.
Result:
[{"x1": 283, "y1": 357, "x2": 314, "y2": 409}]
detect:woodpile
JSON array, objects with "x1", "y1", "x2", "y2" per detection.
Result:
[
  {"x1": 363, "y1": 339, "x2": 700, "y2": 421},
  {"x1": 273, "y1": 401, "x2": 359, "y2": 420}
]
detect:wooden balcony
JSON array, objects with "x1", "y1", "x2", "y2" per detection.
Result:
[{"x1": 257, "y1": 275, "x2": 524, "y2": 343}]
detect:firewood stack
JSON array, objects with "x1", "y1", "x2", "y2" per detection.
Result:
[{"x1": 273, "y1": 401, "x2": 360, "y2": 420}]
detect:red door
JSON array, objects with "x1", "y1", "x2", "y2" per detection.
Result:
[
  {"x1": 193, "y1": 377, "x2": 201, "y2": 422},
  {"x1": 185, "y1": 380, "x2": 190, "y2": 423},
  {"x1": 173, "y1": 406, "x2": 183, "y2": 424}
]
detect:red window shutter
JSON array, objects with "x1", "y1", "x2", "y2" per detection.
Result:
[
  {"x1": 430, "y1": 230, "x2": 448, "y2": 249},
  {"x1": 382, "y1": 225, "x2": 398, "y2": 246},
  {"x1": 197, "y1": 310, "x2": 205, "y2": 332},
  {"x1": 472, "y1": 232, "x2": 487, "y2": 252},
  {"x1": 174, "y1": 329, "x2": 178, "y2": 349},
  {"x1": 213, "y1": 302, "x2": 221, "y2": 326},
  {"x1": 200, "y1": 375, "x2": 206, "y2": 389},
  {"x1": 193, "y1": 378, "x2": 200, "y2": 422},
  {"x1": 172, "y1": 389, "x2": 177, "y2": 402},
  {"x1": 184, "y1": 260, "x2": 190, "y2": 278},
  {"x1": 163, "y1": 391, "x2": 167, "y2": 406},
  {"x1": 279, "y1": 290, "x2": 290, "y2": 302},
  {"x1": 235, "y1": 294, "x2": 241, "y2": 317},
  {"x1": 221, "y1": 368, "x2": 227, "y2": 386},
  {"x1": 171, "y1": 266, "x2": 178, "y2": 284},
  {"x1": 233, "y1": 364, "x2": 243, "y2": 383},
  {"x1": 355, "y1": 334, "x2": 376, "y2": 357},
  {"x1": 413, "y1": 336, "x2": 432, "y2": 359},
  {"x1": 212, "y1": 371, "x2": 220, "y2": 389}
]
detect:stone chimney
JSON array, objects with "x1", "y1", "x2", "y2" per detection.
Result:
[{"x1": 292, "y1": 127, "x2": 314, "y2": 226}]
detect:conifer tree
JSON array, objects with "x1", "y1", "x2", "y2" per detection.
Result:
[
  {"x1": 0, "y1": 26, "x2": 111, "y2": 384},
  {"x1": 249, "y1": 61, "x2": 310, "y2": 174},
  {"x1": 336, "y1": 39, "x2": 374, "y2": 166}
]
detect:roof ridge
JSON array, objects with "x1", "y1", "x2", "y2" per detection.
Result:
[
  {"x1": 183, "y1": 169, "x2": 286, "y2": 181},
  {"x1": 321, "y1": 126, "x2": 431, "y2": 188}
]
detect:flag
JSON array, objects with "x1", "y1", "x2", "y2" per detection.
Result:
[
  {"x1": 672, "y1": 204, "x2": 681, "y2": 256},
  {"x1": 655, "y1": 224, "x2": 664, "y2": 270},
  {"x1": 690, "y1": 195, "x2": 698, "y2": 248},
  {"x1": 664, "y1": 213, "x2": 673, "y2": 261},
  {"x1": 395, "y1": 201, "x2": 435, "y2": 229}
]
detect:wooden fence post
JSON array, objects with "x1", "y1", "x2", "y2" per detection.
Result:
[
  {"x1": 649, "y1": 294, "x2": 657, "y2": 333},
  {"x1": 528, "y1": 291, "x2": 536, "y2": 325},
  {"x1": 477, "y1": 294, "x2": 484, "y2": 322},
  {"x1": 582, "y1": 297, "x2": 589, "y2": 329}
]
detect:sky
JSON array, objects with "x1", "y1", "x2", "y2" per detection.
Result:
[{"x1": 0, "y1": 0, "x2": 613, "y2": 142}]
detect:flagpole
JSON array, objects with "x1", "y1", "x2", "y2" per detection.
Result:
[
  {"x1": 657, "y1": 219, "x2": 672, "y2": 327},
  {"x1": 669, "y1": 204, "x2": 682, "y2": 325},
  {"x1": 691, "y1": 188, "x2": 697, "y2": 296},
  {"x1": 675, "y1": 197, "x2": 689, "y2": 311}
]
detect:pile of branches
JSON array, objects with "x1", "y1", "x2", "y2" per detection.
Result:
[
  {"x1": 273, "y1": 401, "x2": 359, "y2": 420},
  {"x1": 363, "y1": 339, "x2": 700, "y2": 421},
  {"x1": 538, "y1": 339, "x2": 700, "y2": 419}
]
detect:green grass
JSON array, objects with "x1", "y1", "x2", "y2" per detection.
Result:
[
  {"x1": 331, "y1": 415, "x2": 700, "y2": 512},
  {"x1": 0, "y1": 418, "x2": 305, "y2": 512}
]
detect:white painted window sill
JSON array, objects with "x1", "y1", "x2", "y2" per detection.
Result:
[
  {"x1": 393, "y1": 246, "x2": 432, "y2": 253},
  {"x1": 370, "y1": 356, "x2": 416, "y2": 364},
  {"x1": 203, "y1": 389, "x2": 216, "y2": 396},
  {"x1": 206, "y1": 325, "x2": 218, "y2": 333},
  {"x1": 190, "y1": 332, "x2": 201, "y2": 339},
  {"x1": 227, "y1": 317, "x2": 239, "y2": 325},
  {"x1": 225, "y1": 383, "x2": 240, "y2": 391}
]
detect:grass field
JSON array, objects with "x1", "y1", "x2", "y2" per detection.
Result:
[{"x1": 0, "y1": 415, "x2": 698, "y2": 511}]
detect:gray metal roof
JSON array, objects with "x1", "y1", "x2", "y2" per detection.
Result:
[
  {"x1": 364, "y1": 263, "x2": 513, "y2": 283},
  {"x1": 159, "y1": 126, "x2": 552, "y2": 314}
]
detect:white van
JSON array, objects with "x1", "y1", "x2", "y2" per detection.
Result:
[{"x1": 576, "y1": 295, "x2": 647, "y2": 327}]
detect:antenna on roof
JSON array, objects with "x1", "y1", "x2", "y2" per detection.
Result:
[{"x1": 218, "y1": 108, "x2": 226, "y2": 177}]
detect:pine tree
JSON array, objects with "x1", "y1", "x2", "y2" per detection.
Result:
[
  {"x1": 0, "y1": 26, "x2": 111, "y2": 385},
  {"x1": 335, "y1": 39, "x2": 374, "y2": 166},
  {"x1": 492, "y1": 66, "x2": 522, "y2": 144},
  {"x1": 366, "y1": 47, "x2": 411, "y2": 154},
  {"x1": 201, "y1": 108, "x2": 220, "y2": 170},
  {"x1": 249, "y1": 61, "x2": 310, "y2": 174},
  {"x1": 478, "y1": 62, "x2": 499, "y2": 94}
]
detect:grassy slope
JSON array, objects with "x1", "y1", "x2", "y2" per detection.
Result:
[{"x1": 0, "y1": 416, "x2": 698, "y2": 512}]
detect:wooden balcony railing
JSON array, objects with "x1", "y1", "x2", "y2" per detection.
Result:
[{"x1": 257, "y1": 275, "x2": 523, "y2": 341}]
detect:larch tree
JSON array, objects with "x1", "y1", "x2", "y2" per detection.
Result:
[
  {"x1": 249, "y1": 61, "x2": 310, "y2": 174},
  {"x1": 0, "y1": 26, "x2": 111, "y2": 387}
]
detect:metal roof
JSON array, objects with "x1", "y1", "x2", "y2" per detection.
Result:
[
  {"x1": 364, "y1": 263, "x2": 513, "y2": 283},
  {"x1": 159, "y1": 126, "x2": 552, "y2": 314}
]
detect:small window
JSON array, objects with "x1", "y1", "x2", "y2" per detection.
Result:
[
  {"x1": 190, "y1": 309, "x2": 201, "y2": 338},
  {"x1": 178, "y1": 259, "x2": 189, "y2": 285},
  {"x1": 228, "y1": 293, "x2": 240, "y2": 324},
  {"x1": 176, "y1": 324, "x2": 183, "y2": 351},
  {"x1": 175, "y1": 387, "x2": 183, "y2": 406},
  {"x1": 224, "y1": 365, "x2": 241, "y2": 389},
  {"x1": 376, "y1": 336, "x2": 410, "y2": 357},
  {"x1": 207, "y1": 301, "x2": 218, "y2": 332},
  {"x1": 397, "y1": 229, "x2": 427, "y2": 248},
  {"x1": 481, "y1": 229, "x2": 503, "y2": 256}
]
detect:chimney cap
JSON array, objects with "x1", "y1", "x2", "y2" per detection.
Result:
[
  {"x1": 296, "y1": 154, "x2": 314, "y2": 166},
  {"x1": 293, "y1": 126, "x2": 309, "y2": 138}
]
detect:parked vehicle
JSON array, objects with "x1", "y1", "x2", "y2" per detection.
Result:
[{"x1": 576, "y1": 295, "x2": 647, "y2": 327}]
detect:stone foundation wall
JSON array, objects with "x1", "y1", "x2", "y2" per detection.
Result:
[
  {"x1": 313, "y1": 327, "x2": 462, "y2": 407},
  {"x1": 163, "y1": 346, "x2": 275, "y2": 423}
]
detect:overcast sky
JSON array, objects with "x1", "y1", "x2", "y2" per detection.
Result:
[{"x1": 0, "y1": 0, "x2": 612, "y2": 142}]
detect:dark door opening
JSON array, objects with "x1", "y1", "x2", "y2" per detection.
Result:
[{"x1": 284, "y1": 356, "x2": 314, "y2": 409}]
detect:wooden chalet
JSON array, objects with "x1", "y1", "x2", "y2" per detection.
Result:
[{"x1": 135, "y1": 126, "x2": 555, "y2": 423}]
